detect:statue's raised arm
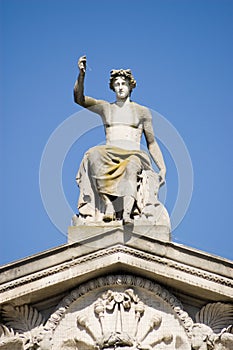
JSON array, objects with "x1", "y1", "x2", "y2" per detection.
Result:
[{"x1": 74, "y1": 56, "x2": 107, "y2": 114}]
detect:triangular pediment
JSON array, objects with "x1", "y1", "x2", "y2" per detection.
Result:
[{"x1": 1, "y1": 229, "x2": 233, "y2": 350}]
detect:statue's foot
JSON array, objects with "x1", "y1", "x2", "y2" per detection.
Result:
[
  {"x1": 123, "y1": 219, "x2": 134, "y2": 226},
  {"x1": 123, "y1": 213, "x2": 134, "y2": 226},
  {"x1": 103, "y1": 213, "x2": 115, "y2": 222}
]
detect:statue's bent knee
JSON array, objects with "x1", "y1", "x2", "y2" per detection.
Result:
[{"x1": 127, "y1": 155, "x2": 141, "y2": 173}]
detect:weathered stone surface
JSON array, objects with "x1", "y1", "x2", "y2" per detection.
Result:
[
  {"x1": 72, "y1": 55, "x2": 170, "y2": 230},
  {"x1": 68, "y1": 223, "x2": 171, "y2": 244}
]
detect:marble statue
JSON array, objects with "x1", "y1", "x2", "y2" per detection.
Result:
[{"x1": 73, "y1": 56, "x2": 170, "y2": 227}]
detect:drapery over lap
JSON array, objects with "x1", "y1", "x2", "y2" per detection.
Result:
[{"x1": 76, "y1": 145, "x2": 152, "y2": 216}]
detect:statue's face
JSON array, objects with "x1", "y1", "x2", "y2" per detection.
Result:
[
  {"x1": 191, "y1": 327, "x2": 206, "y2": 349},
  {"x1": 113, "y1": 77, "x2": 130, "y2": 99}
]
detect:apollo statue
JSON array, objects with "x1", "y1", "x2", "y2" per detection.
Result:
[{"x1": 73, "y1": 56, "x2": 170, "y2": 229}]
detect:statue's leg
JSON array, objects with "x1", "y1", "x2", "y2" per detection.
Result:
[
  {"x1": 123, "y1": 195, "x2": 135, "y2": 224},
  {"x1": 102, "y1": 194, "x2": 115, "y2": 222},
  {"x1": 122, "y1": 155, "x2": 141, "y2": 225}
]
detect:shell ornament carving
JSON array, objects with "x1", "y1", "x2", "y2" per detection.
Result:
[
  {"x1": 0, "y1": 304, "x2": 52, "y2": 350},
  {"x1": 195, "y1": 302, "x2": 233, "y2": 334},
  {"x1": 191, "y1": 302, "x2": 233, "y2": 350}
]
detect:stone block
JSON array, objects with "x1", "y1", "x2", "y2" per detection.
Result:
[{"x1": 67, "y1": 222, "x2": 171, "y2": 246}]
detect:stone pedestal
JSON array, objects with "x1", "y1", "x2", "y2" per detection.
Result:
[{"x1": 68, "y1": 222, "x2": 171, "y2": 245}]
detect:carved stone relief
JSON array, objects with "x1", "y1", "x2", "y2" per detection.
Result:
[
  {"x1": 60, "y1": 288, "x2": 175, "y2": 349},
  {"x1": 191, "y1": 302, "x2": 233, "y2": 350},
  {"x1": 0, "y1": 324, "x2": 24, "y2": 350},
  {"x1": 46, "y1": 275, "x2": 193, "y2": 349},
  {"x1": 195, "y1": 302, "x2": 233, "y2": 334},
  {"x1": 0, "y1": 304, "x2": 52, "y2": 350},
  {"x1": 0, "y1": 275, "x2": 232, "y2": 350}
]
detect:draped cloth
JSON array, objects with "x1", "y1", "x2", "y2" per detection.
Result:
[{"x1": 76, "y1": 145, "x2": 152, "y2": 217}]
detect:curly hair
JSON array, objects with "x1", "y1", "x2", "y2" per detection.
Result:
[{"x1": 109, "y1": 69, "x2": 136, "y2": 93}]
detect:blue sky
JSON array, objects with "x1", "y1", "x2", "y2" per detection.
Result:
[{"x1": 1, "y1": 0, "x2": 233, "y2": 265}]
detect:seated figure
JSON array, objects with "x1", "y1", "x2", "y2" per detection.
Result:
[{"x1": 73, "y1": 56, "x2": 170, "y2": 228}]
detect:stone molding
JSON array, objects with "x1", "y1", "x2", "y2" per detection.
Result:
[{"x1": 0, "y1": 245, "x2": 232, "y2": 298}]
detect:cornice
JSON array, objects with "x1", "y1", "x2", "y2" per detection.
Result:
[{"x1": 0, "y1": 245, "x2": 232, "y2": 298}]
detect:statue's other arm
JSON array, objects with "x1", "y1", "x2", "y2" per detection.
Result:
[
  {"x1": 143, "y1": 108, "x2": 166, "y2": 184},
  {"x1": 74, "y1": 56, "x2": 107, "y2": 115}
]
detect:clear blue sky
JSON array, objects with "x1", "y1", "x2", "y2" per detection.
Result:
[{"x1": 1, "y1": 0, "x2": 233, "y2": 265}]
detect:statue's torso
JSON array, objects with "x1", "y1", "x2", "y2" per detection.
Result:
[{"x1": 104, "y1": 102, "x2": 144, "y2": 150}]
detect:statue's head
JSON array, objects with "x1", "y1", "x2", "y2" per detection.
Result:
[
  {"x1": 109, "y1": 69, "x2": 136, "y2": 95},
  {"x1": 191, "y1": 324, "x2": 215, "y2": 350}
]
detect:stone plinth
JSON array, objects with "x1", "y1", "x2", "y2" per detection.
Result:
[{"x1": 68, "y1": 222, "x2": 171, "y2": 245}]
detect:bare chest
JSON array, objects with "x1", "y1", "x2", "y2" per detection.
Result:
[
  {"x1": 105, "y1": 103, "x2": 142, "y2": 128},
  {"x1": 104, "y1": 103, "x2": 144, "y2": 150}
]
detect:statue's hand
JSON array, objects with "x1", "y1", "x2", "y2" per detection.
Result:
[
  {"x1": 78, "y1": 55, "x2": 86, "y2": 73},
  {"x1": 159, "y1": 170, "x2": 166, "y2": 186}
]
